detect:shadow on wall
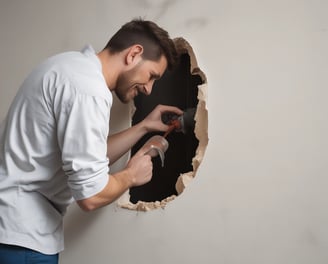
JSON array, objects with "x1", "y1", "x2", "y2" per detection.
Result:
[{"x1": 118, "y1": 38, "x2": 209, "y2": 211}]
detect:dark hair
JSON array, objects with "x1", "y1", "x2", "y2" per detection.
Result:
[{"x1": 104, "y1": 18, "x2": 178, "y2": 70}]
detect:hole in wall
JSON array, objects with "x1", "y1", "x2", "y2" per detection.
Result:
[{"x1": 117, "y1": 38, "x2": 208, "y2": 211}]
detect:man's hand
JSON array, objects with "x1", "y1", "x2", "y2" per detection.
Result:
[
  {"x1": 141, "y1": 104, "x2": 183, "y2": 133},
  {"x1": 125, "y1": 150, "x2": 153, "y2": 186}
]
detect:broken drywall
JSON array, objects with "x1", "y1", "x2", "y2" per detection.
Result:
[{"x1": 117, "y1": 37, "x2": 208, "y2": 211}]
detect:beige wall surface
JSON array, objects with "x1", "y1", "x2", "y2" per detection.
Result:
[{"x1": 1, "y1": 1, "x2": 328, "y2": 263}]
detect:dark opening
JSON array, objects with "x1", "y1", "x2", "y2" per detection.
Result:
[{"x1": 129, "y1": 53, "x2": 203, "y2": 203}]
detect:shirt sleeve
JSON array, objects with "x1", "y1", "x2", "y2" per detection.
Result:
[{"x1": 55, "y1": 88, "x2": 111, "y2": 201}]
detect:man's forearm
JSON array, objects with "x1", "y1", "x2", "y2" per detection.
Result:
[
  {"x1": 107, "y1": 105, "x2": 182, "y2": 163},
  {"x1": 76, "y1": 169, "x2": 132, "y2": 211},
  {"x1": 77, "y1": 151, "x2": 153, "y2": 212},
  {"x1": 107, "y1": 121, "x2": 148, "y2": 163}
]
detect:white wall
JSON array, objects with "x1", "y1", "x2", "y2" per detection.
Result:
[{"x1": 1, "y1": 1, "x2": 328, "y2": 263}]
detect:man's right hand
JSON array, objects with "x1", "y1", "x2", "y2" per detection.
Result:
[{"x1": 125, "y1": 151, "x2": 153, "y2": 187}]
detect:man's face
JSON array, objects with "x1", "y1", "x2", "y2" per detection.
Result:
[{"x1": 115, "y1": 55, "x2": 167, "y2": 103}]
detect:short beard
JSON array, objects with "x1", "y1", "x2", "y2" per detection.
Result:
[{"x1": 115, "y1": 65, "x2": 141, "y2": 104}]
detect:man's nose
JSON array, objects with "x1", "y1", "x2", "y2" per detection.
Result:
[{"x1": 143, "y1": 80, "x2": 154, "y2": 95}]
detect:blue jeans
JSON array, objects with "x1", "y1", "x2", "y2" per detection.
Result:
[{"x1": 0, "y1": 244, "x2": 58, "y2": 264}]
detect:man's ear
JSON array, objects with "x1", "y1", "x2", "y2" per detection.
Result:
[{"x1": 126, "y1": 44, "x2": 143, "y2": 66}]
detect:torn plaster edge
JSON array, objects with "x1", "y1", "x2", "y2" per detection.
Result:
[
  {"x1": 175, "y1": 84, "x2": 208, "y2": 194},
  {"x1": 117, "y1": 37, "x2": 209, "y2": 211},
  {"x1": 174, "y1": 37, "x2": 207, "y2": 83},
  {"x1": 118, "y1": 191, "x2": 177, "y2": 211},
  {"x1": 174, "y1": 38, "x2": 209, "y2": 195}
]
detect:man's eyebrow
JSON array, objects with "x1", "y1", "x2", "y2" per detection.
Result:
[{"x1": 150, "y1": 72, "x2": 161, "y2": 80}]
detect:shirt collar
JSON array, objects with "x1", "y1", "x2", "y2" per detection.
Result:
[{"x1": 81, "y1": 44, "x2": 102, "y2": 70}]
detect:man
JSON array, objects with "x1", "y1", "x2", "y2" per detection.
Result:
[{"x1": 0, "y1": 19, "x2": 182, "y2": 263}]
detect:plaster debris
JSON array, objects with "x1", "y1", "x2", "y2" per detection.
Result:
[
  {"x1": 119, "y1": 193, "x2": 177, "y2": 211},
  {"x1": 117, "y1": 37, "x2": 208, "y2": 211}
]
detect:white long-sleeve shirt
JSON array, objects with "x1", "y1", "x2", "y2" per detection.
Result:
[{"x1": 0, "y1": 45, "x2": 112, "y2": 254}]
